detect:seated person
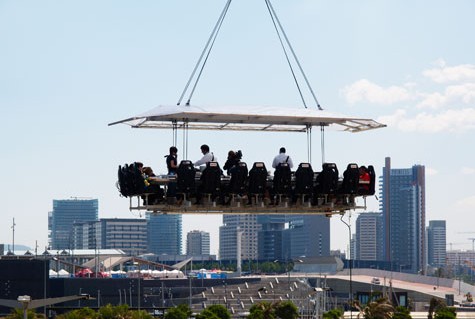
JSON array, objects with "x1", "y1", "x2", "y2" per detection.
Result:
[
  {"x1": 165, "y1": 146, "x2": 178, "y2": 200},
  {"x1": 272, "y1": 147, "x2": 294, "y2": 169},
  {"x1": 223, "y1": 150, "x2": 241, "y2": 176},
  {"x1": 194, "y1": 144, "x2": 218, "y2": 170},
  {"x1": 195, "y1": 161, "x2": 222, "y2": 205},
  {"x1": 358, "y1": 166, "x2": 371, "y2": 193},
  {"x1": 141, "y1": 165, "x2": 164, "y2": 205}
]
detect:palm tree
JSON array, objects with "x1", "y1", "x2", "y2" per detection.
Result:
[{"x1": 354, "y1": 297, "x2": 394, "y2": 319}]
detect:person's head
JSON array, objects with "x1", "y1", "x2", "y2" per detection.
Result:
[
  {"x1": 143, "y1": 167, "x2": 154, "y2": 176},
  {"x1": 279, "y1": 147, "x2": 286, "y2": 154},
  {"x1": 169, "y1": 146, "x2": 178, "y2": 155},
  {"x1": 200, "y1": 144, "x2": 210, "y2": 154},
  {"x1": 359, "y1": 166, "x2": 368, "y2": 173},
  {"x1": 136, "y1": 162, "x2": 144, "y2": 171},
  {"x1": 228, "y1": 150, "x2": 236, "y2": 159}
]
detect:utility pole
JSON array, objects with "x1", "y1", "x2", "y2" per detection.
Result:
[
  {"x1": 11, "y1": 218, "x2": 16, "y2": 254},
  {"x1": 468, "y1": 238, "x2": 475, "y2": 251}
]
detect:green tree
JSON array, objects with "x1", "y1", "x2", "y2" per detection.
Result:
[
  {"x1": 6, "y1": 308, "x2": 44, "y2": 319},
  {"x1": 98, "y1": 304, "x2": 129, "y2": 319},
  {"x1": 323, "y1": 308, "x2": 344, "y2": 319},
  {"x1": 248, "y1": 301, "x2": 276, "y2": 319},
  {"x1": 164, "y1": 307, "x2": 189, "y2": 319},
  {"x1": 55, "y1": 307, "x2": 97, "y2": 319},
  {"x1": 427, "y1": 297, "x2": 444, "y2": 319},
  {"x1": 274, "y1": 301, "x2": 298, "y2": 319},
  {"x1": 176, "y1": 304, "x2": 192, "y2": 318},
  {"x1": 393, "y1": 306, "x2": 412, "y2": 319},
  {"x1": 203, "y1": 305, "x2": 230, "y2": 319},
  {"x1": 195, "y1": 308, "x2": 221, "y2": 319},
  {"x1": 434, "y1": 307, "x2": 456, "y2": 319}
]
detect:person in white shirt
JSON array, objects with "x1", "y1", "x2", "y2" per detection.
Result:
[
  {"x1": 272, "y1": 147, "x2": 294, "y2": 169},
  {"x1": 194, "y1": 144, "x2": 217, "y2": 168}
]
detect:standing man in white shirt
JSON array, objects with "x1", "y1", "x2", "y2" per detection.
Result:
[
  {"x1": 194, "y1": 144, "x2": 217, "y2": 169},
  {"x1": 272, "y1": 147, "x2": 294, "y2": 169}
]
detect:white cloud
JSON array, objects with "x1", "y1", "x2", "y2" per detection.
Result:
[
  {"x1": 342, "y1": 79, "x2": 411, "y2": 105},
  {"x1": 417, "y1": 83, "x2": 475, "y2": 109},
  {"x1": 423, "y1": 60, "x2": 475, "y2": 83},
  {"x1": 378, "y1": 108, "x2": 475, "y2": 133},
  {"x1": 461, "y1": 167, "x2": 475, "y2": 175}
]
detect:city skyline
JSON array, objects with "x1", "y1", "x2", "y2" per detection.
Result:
[{"x1": 1, "y1": 1, "x2": 475, "y2": 255}]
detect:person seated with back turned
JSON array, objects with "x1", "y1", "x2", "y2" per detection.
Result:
[
  {"x1": 223, "y1": 150, "x2": 241, "y2": 176},
  {"x1": 194, "y1": 144, "x2": 218, "y2": 170},
  {"x1": 193, "y1": 144, "x2": 219, "y2": 204},
  {"x1": 272, "y1": 147, "x2": 294, "y2": 169},
  {"x1": 165, "y1": 146, "x2": 178, "y2": 202}
]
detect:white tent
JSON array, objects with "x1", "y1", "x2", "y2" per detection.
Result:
[{"x1": 57, "y1": 269, "x2": 70, "y2": 278}]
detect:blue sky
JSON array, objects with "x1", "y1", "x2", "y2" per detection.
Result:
[{"x1": 1, "y1": 1, "x2": 474, "y2": 255}]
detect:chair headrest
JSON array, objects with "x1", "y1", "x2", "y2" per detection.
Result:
[{"x1": 208, "y1": 161, "x2": 218, "y2": 167}]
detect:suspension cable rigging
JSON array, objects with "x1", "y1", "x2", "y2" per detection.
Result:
[
  {"x1": 177, "y1": 0, "x2": 233, "y2": 106},
  {"x1": 176, "y1": 0, "x2": 326, "y2": 163}
]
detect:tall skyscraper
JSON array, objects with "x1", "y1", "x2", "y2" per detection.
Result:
[
  {"x1": 219, "y1": 214, "x2": 260, "y2": 260},
  {"x1": 380, "y1": 157, "x2": 426, "y2": 274},
  {"x1": 355, "y1": 212, "x2": 384, "y2": 261},
  {"x1": 427, "y1": 220, "x2": 446, "y2": 268},
  {"x1": 186, "y1": 230, "x2": 210, "y2": 256},
  {"x1": 147, "y1": 213, "x2": 182, "y2": 255},
  {"x1": 49, "y1": 199, "x2": 98, "y2": 250}
]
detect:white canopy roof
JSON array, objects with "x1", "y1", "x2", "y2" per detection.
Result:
[{"x1": 109, "y1": 105, "x2": 385, "y2": 133}]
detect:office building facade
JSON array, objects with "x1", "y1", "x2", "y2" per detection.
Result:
[
  {"x1": 427, "y1": 220, "x2": 446, "y2": 267},
  {"x1": 49, "y1": 199, "x2": 98, "y2": 250},
  {"x1": 186, "y1": 230, "x2": 210, "y2": 256},
  {"x1": 257, "y1": 215, "x2": 286, "y2": 261},
  {"x1": 219, "y1": 214, "x2": 260, "y2": 260},
  {"x1": 283, "y1": 215, "x2": 330, "y2": 259},
  {"x1": 147, "y1": 213, "x2": 182, "y2": 255},
  {"x1": 257, "y1": 214, "x2": 330, "y2": 260},
  {"x1": 72, "y1": 218, "x2": 148, "y2": 256},
  {"x1": 355, "y1": 212, "x2": 384, "y2": 261},
  {"x1": 380, "y1": 157, "x2": 426, "y2": 274}
]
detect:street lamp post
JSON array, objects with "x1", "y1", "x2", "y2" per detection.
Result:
[{"x1": 340, "y1": 214, "x2": 353, "y2": 319}]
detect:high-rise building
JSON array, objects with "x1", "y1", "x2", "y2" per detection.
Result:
[
  {"x1": 219, "y1": 214, "x2": 260, "y2": 260},
  {"x1": 72, "y1": 220, "x2": 101, "y2": 250},
  {"x1": 283, "y1": 215, "x2": 330, "y2": 259},
  {"x1": 101, "y1": 218, "x2": 147, "y2": 256},
  {"x1": 49, "y1": 199, "x2": 98, "y2": 250},
  {"x1": 380, "y1": 157, "x2": 426, "y2": 274},
  {"x1": 72, "y1": 218, "x2": 148, "y2": 256},
  {"x1": 186, "y1": 230, "x2": 210, "y2": 255},
  {"x1": 257, "y1": 215, "x2": 286, "y2": 261},
  {"x1": 355, "y1": 212, "x2": 384, "y2": 261},
  {"x1": 427, "y1": 220, "x2": 446, "y2": 267},
  {"x1": 257, "y1": 214, "x2": 330, "y2": 260},
  {"x1": 147, "y1": 213, "x2": 182, "y2": 255}
]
